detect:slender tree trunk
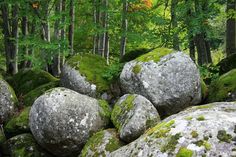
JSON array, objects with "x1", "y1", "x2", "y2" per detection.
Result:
[
  {"x1": 69, "y1": 0, "x2": 75, "y2": 54},
  {"x1": 226, "y1": 0, "x2": 236, "y2": 56},
  {"x1": 104, "y1": 0, "x2": 109, "y2": 64},
  {"x1": 60, "y1": 0, "x2": 66, "y2": 68},
  {"x1": 96, "y1": 0, "x2": 101, "y2": 55},
  {"x1": 189, "y1": 35, "x2": 196, "y2": 62},
  {"x1": 171, "y1": 0, "x2": 180, "y2": 50},
  {"x1": 1, "y1": 3, "x2": 19, "y2": 75},
  {"x1": 120, "y1": 0, "x2": 128, "y2": 59},
  {"x1": 93, "y1": 0, "x2": 97, "y2": 54},
  {"x1": 194, "y1": 34, "x2": 208, "y2": 65},
  {"x1": 20, "y1": 16, "x2": 28, "y2": 69},
  {"x1": 27, "y1": 19, "x2": 36, "y2": 68},
  {"x1": 52, "y1": 0, "x2": 62, "y2": 77}
]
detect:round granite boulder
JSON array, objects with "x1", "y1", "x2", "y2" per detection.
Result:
[
  {"x1": 111, "y1": 94, "x2": 160, "y2": 143},
  {"x1": 120, "y1": 49, "x2": 202, "y2": 116},
  {"x1": 29, "y1": 87, "x2": 111, "y2": 157},
  {"x1": 80, "y1": 129, "x2": 124, "y2": 157},
  {"x1": 0, "y1": 78, "x2": 17, "y2": 124},
  {"x1": 110, "y1": 102, "x2": 236, "y2": 157}
]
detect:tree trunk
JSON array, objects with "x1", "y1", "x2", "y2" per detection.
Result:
[
  {"x1": 1, "y1": 3, "x2": 19, "y2": 75},
  {"x1": 226, "y1": 0, "x2": 236, "y2": 56},
  {"x1": 52, "y1": 0, "x2": 62, "y2": 77},
  {"x1": 60, "y1": 0, "x2": 66, "y2": 68},
  {"x1": 189, "y1": 35, "x2": 196, "y2": 63},
  {"x1": 27, "y1": 19, "x2": 36, "y2": 68},
  {"x1": 20, "y1": 16, "x2": 28, "y2": 69},
  {"x1": 194, "y1": 34, "x2": 209, "y2": 65},
  {"x1": 69, "y1": 0, "x2": 75, "y2": 54},
  {"x1": 104, "y1": 0, "x2": 109, "y2": 64},
  {"x1": 171, "y1": 0, "x2": 180, "y2": 50},
  {"x1": 93, "y1": 0, "x2": 97, "y2": 54},
  {"x1": 120, "y1": 0, "x2": 128, "y2": 59}
]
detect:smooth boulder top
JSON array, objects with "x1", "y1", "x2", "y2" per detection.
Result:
[
  {"x1": 29, "y1": 87, "x2": 110, "y2": 157},
  {"x1": 0, "y1": 78, "x2": 17, "y2": 124},
  {"x1": 120, "y1": 50, "x2": 202, "y2": 117},
  {"x1": 110, "y1": 102, "x2": 236, "y2": 157}
]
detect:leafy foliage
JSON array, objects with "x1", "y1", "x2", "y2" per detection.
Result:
[{"x1": 199, "y1": 64, "x2": 220, "y2": 85}]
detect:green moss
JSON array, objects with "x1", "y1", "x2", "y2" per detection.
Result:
[
  {"x1": 111, "y1": 95, "x2": 136, "y2": 131},
  {"x1": 146, "y1": 120, "x2": 175, "y2": 137},
  {"x1": 191, "y1": 131, "x2": 199, "y2": 138},
  {"x1": 176, "y1": 147, "x2": 193, "y2": 157},
  {"x1": 195, "y1": 104, "x2": 213, "y2": 110},
  {"x1": 120, "y1": 48, "x2": 151, "y2": 63},
  {"x1": 81, "y1": 129, "x2": 123, "y2": 157},
  {"x1": 98, "y1": 100, "x2": 111, "y2": 123},
  {"x1": 5, "y1": 133, "x2": 51, "y2": 157},
  {"x1": 201, "y1": 79, "x2": 208, "y2": 100},
  {"x1": 4, "y1": 107, "x2": 31, "y2": 137},
  {"x1": 217, "y1": 130, "x2": 232, "y2": 143},
  {"x1": 161, "y1": 133, "x2": 181, "y2": 153},
  {"x1": 185, "y1": 116, "x2": 193, "y2": 121},
  {"x1": 197, "y1": 116, "x2": 205, "y2": 121},
  {"x1": 7, "y1": 69, "x2": 58, "y2": 96},
  {"x1": 208, "y1": 69, "x2": 236, "y2": 102},
  {"x1": 22, "y1": 81, "x2": 59, "y2": 107},
  {"x1": 132, "y1": 64, "x2": 142, "y2": 74},
  {"x1": 194, "y1": 140, "x2": 211, "y2": 151},
  {"x1": 67, "y1": 54, "x2": 110, "y2": 93},
  {"x1": 136, "y1": 48, "x2": 173, "y2": 62}
]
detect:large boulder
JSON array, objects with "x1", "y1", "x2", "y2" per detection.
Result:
[
  {"x1": 0, "y1": 78, "x2": 18, "y2": 123},
  {"x1": 60, "y1": 54, "x2": 111, "y2": 97},
  {"x1": 207, "y1": 69, "x2": 236, "y2": 102},
  {"x1": 80, "y1": 129, "x2": 124, "y2": 157},
  {"x1": 111, "y1": 94, "x2": 160, "y2": 143},
  {"x1": 110, "y1": 102, "x2": 236, "y2": 157},
  {"x1": 120, "y1": 49, "x2": 201, "y2": 116},
  {"x1": 2, "y1": 133, "x2": 52, "y2": 157},
  {"x1": 29, "y1": 87, "x2": 111, "y2": 157},
  {"x1": 7, "y1": 69, "x2": 58, "y2": 96}
]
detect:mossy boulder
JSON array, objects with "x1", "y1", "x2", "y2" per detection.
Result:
[
  {"x1": 2, "y1": 133, "x2": 52, "y2": 157},
  {"x1": 218, "y1": 53, "x2": 236, "y2": 75},
  {"x1": 0, "y1": 78, "x2": 18, "y2": 123},
  {"x1": 111, "y1": 102, "x2": 236, "y2": 157},
  {"x1": 80, "y1": 129, "x2": 124, "y2": 157},
  {"x1": 4, "y1": 107, "x2": 31, "y2": 137},
  {"x1": 29, "y1": 88, "x2": 111, "y2": 157},
  {"x1": 111, "y1": 94, "x2": 160, "y2": 143},
  {"x1": 207, "y1": 69, "x2": 236, "y2": 102},
  {"x1": 7, "y1": 69, "x2": 58, "y2": 96},
  {"x1": 61, "y1": 54, "x2": 111, "y2": 97},
  {"x1": 120, "y1": 48, "x2": 152, "y2": 63},
  {"x1": 22, "y1": 81, "x2": 59, "y2": 107},
  {"x1": 120, "y1": 49, "x2": 202, "y2": 117}
]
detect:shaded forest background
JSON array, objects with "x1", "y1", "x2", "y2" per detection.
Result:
[{"x1": 0, "y1": 0, "x2": 235, "y2": 80}]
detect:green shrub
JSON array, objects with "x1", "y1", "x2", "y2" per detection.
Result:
[
  {"x1": 199, "y1": 64, "x2": 220, "y2": 85},
  {"x1": 102, "y1": 63, "x2": 124, "y2": 82}
]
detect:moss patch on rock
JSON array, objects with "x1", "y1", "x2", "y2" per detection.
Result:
[
  {"x1": 111, "y1": 95, "x2": 136, "y2": 131},
  {"x1": 4, "y1": 107, "x2": 31, "y2": 137},
  {"x1": 135, "y1": 48, "x2": 173, "y2": 62},
  {"x1": 81, "y1": 129, "x2": 123, "y2": 157},
  {"x1": 3, "y1": 133, "x2": 51, "y2": 157},
  {"x1": 217, "y1": 130, "x2": 232, "y2": 143},
  {"x1": 207, "y1": 69, "x2": 236, "y2": 102},
  {"x1": 98, "y1": 100, "x2": 111, "y2": 124},
  {"x1": 132, "y1": 64, "x2": 142, "y2": 74},
  {"x1": 67, "y1": 53, "x2": 111, "y2": 93},
  {"x1": 7, "y1": 69, "x2": 58, "y2": 96},
  {"x1": 176, "y1": 147, "x2": 193, "y2": 157},
  {"x1": 22, "y1": 81, "x2": 59, "y2": 107}
]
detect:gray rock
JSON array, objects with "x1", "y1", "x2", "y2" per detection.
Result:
[
  {"x1": 110, "y1": 102, "x2": 236, "y2": 157},
  {"x1": 120, "y1": 51, "x2": 201, "y2": 116},
  {"x1": 0, "y1": 78, "x2": 17, "y2": 124},
  {"x1": 2, "y1": 133, "x2": 52, "y2": 157},
  {"x1": 111, "y1": 94, "x2": 161, "y2": 143},
  {"x1": 29, "y1": 87, "x2": 110, "y2": 157},
  {"x1": 80, "y1": 129, "x2": 124, "y2": 157},
  {"x1": 61, "y1": 64, "x2": 97, "y2": 97}
]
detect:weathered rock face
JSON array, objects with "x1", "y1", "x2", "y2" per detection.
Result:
[
  {"x1": 2, "y1": 133, "x2": 52, "y2": 157},
  {"x1": 120, "y1": 50, "x2": 202, "y2": 116},
  {"x1": 111, "y1": 94, "x2": 160, "y2": 143},
  {"x1": 80, "y1": 129, "x2": 124, "y2": 157},
  {"x1": 0, "y1": 78, "x2": 17, "y2": 124},
  {"x1": 29, "y1": 88, "x2": 111, "y2": 157},
  {"x1": 60, "y1": 54, "x2": 110, "y2": 98},
  {"x1": 208, "y1": 69, "x2": 236, "y2": 102},
  {"x1": 110, "y1": 102, "x2": 236, "y2": 157}
]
